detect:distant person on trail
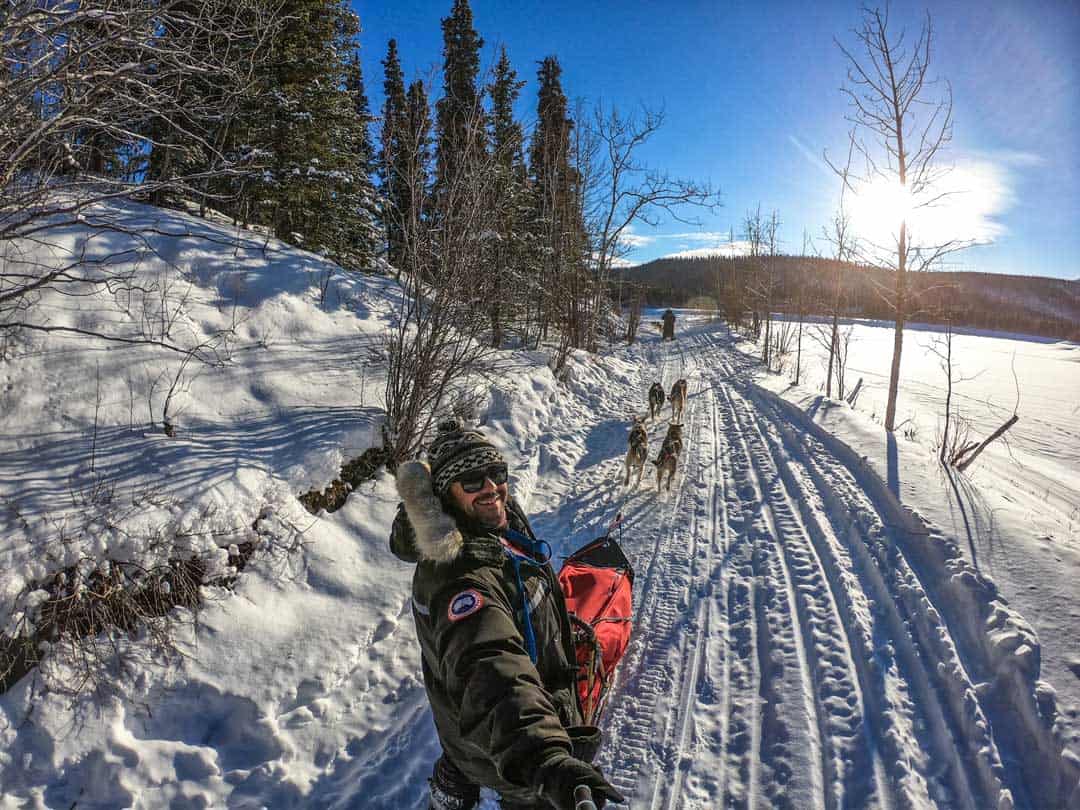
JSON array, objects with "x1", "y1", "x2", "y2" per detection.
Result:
[
  {"x1": 389, "y1": 420, "x2": 623, "y2": 810},
  {"x1": 662, "y1": 308, "x2": 676, "y2": 341}
]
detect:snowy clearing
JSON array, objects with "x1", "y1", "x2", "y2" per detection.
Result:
[{"x1": 782, "y1": 316, "x2": 1080, "y2": 501}]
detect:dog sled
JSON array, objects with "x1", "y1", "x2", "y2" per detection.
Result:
[{"x1": 557, "y1": 517, "x2": 635, "y2": 725}]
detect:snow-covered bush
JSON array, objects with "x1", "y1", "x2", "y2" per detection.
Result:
[{"x1": 0, "y1": 483, "x2": 309, "y2": 697}]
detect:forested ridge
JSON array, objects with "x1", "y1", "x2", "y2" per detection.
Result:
[{"x1": 622, "y1": 254, "x2": 1080, "y2": 340}]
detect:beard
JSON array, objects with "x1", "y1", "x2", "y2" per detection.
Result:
[{"x1": 444, "y1": 488, "x2": 509, "y2": 535}]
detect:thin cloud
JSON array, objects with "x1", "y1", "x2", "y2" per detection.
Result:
[
  {"x1": 664, "y1": 231, "x2": 733, "y2": 243},
  {"x1": 622, "y1": 229, "x2": 730, "y2": 247},
  {"x1": 618, "y1": 226, "x2": 751, "y2": 263},
  {"x1": 973, "y1": 149, "x2": 1044, "y2": 168},
  {"x1": 790, "y1": 134, "x2": 832, "y2": 176},
  {"x1": 620, "y1": 231, "x2": 655, "y2": 249}
]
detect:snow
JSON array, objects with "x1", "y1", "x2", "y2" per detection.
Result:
[
  {"x1": 2, "y1": 209, "x2": 1079, "y2": 809},
  {"x1": 744, "y1": 313, "x2": 1080, "y2": 763},
  {"x1": 783, "y1": 316, "x2": 1080, "y2": 491}
]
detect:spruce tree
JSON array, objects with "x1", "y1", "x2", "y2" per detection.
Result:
[
  {"x1": 335, "y1": 47, "x2": 381, "y2": 270},
  {"x1": 236, "y1": 0, "x2": 374, "y2": 267},
  {"x1": 347, "y1": 52, "x2": 377, "y2": 180},
  {"x1": 401, "y1": 79, "x2": 433, "y2": 276},
  {"x1": 528, "y1": 56, "x2": 578, "y2": 344},
  {"x1": 144, "y1": 0, "x2": 222, "y2": 203},
  {"x1": 484, "y1": 47, "x2": 527, "y2": 346},
  {"x1": 488, "y1": 48, "x2": 525, "y2": 170},
  {"x1": 529, "y1": 57, "x2": 573, "y2": 213},
  {"x1": 70, "y1": 2, "x2": 132, "y2": 178},
  {"x1": 433, "y1": 0, "x2": 484, "y2": 217},
  {"x1": 162, "y1": 1, "x2": 275, "y2": 222},
  {"x1": 380, "y1": 39, "x2": 409, "y2": 271}
]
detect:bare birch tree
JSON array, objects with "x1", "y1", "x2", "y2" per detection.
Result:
[
  {"x1": 819, "y1": 134, "x2": 859, "y2": 398},
  {"x1": 793, "y1": 230, "x2": 811, "y2": 385},
  {"x1": 830, "y1": 5, "x2": 971, "y2": 431},
  {"x1": 743, "y1": 205, "x2": 778, "y2": 367}
]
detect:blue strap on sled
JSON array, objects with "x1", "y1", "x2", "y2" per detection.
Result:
[{"x1": 501, "y1": 528, "x2": 552, "y2": 664}]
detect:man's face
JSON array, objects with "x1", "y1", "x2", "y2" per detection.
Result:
[{"x1": 447, "y1": 466, "x2": 509, "y2": 530}]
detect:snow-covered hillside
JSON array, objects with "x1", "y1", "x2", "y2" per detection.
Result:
[{"x1": 1, "y1": 202, "x2": 1078, "y2": 808}]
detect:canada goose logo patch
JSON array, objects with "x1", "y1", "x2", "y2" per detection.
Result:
[{"x1": 448, "y1": 589, "x2": 484, "y2": 622}]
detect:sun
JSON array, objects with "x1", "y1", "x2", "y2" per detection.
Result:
[
  {"x1": 849, "y1": 179, "x2": 916, "y2": 246},
  {"x1": 846, "y1": 163, "x2": 1007, "y2": 252}
]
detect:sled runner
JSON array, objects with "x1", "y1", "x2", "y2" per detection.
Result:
[{"x1": 557, "y1": 520, "x2": 635, "y2": 725}]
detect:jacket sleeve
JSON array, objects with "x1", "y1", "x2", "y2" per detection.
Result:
[{"x1": 429, "y1": 576, "x2": 572, "y2": 790}]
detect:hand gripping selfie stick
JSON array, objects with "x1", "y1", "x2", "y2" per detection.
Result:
[{"x1": 574, "y1": 785, "x2": 598, "y2": 810}]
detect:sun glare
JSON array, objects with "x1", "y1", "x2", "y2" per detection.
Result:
[
  {"x1": 847, "y1": 162, "x2": 1008, "y2": 253},
  {"x1": 851, "y1": 180, "x2": 915, "y2": 245}
]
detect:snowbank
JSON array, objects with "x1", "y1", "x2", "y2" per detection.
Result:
[{"x1": 751, "y1": 345, "x2": 1080, "y2": 808}]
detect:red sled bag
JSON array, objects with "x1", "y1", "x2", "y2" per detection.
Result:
[{"x1": 557, "y1": 525, "x2": 634, "y2": 725}]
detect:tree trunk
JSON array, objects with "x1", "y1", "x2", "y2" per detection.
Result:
[
  {"x1": 940, "y1": 322, "x2": 952, "y2": 463},
  {"x1": 885, "y1": 312, "x2": 905, "y2": 431},
  {"x1": 763, "y1": 311, "x2": 772, "y2": 368},
  {"x1": 884, "y1": 222, "x2": 908, "y2": 432},
  {"x1": 491, "y1": 301, "x2": 503, "y2": 348},
  {"x1": 826, "y1": 314, "x2": 837, "y2": 398},
  {"x1": 795, "y1": 317, "x2": 803, "y2": 385}
]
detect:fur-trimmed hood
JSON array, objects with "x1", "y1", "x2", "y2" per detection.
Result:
[
  {"x1": 392, "y1": 460, "x2": 464, "y2": 565},
  {"x1": 388, "y1": 460, "x2": 537, "y2": 567}
]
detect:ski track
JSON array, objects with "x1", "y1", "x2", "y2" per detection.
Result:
[{"x1": 569, "y1": 327, "x2": 1022, "y2": 810}]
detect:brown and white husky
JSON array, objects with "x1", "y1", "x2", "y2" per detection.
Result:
[
  {"x1": 669, "y1": 378, "x2": 688, "y2": 423},
  {"x1": 652, "y1": 422, "x2": 684, "y2": 491},
  {"x1": 624, "y1": 416, "x2": 649, "y2": 487}
]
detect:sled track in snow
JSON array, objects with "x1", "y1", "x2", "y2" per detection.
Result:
[
  {"x1": 707, "y1": 331, "x2": 1008, "y2": 809},
  {"x1": 594, "y1": 327, "x2": 1023, "y2": 809},
  {"x1": 599, "y1": 333, "x2": 715, "y2": 808},
  {"x1": 726, "y1": 368, "x2": 1011, "y2": 807}
]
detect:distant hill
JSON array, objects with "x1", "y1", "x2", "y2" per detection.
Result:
[{"x1": 618, "y1": 255, "x2": 1080, "y2": 341}]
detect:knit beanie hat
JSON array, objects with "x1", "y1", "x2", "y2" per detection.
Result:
[{"x1": 428, "y1": 419, "x2": 506, "y2": 497}]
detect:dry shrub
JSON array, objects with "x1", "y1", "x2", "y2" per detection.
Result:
[
  {"x1": 299, "y1": 445, "x2": 389, "y2": 514},
  {"x1": 0, "y1": 488, "x2": 301, "y2": 697},
  {"x1": 1, "y1": 555, "x2": 205, "y2": 696}
]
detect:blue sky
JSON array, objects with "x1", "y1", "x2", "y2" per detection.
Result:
[{"x1": 354, "y1": 0, "x2": 1080, "y2": 280}]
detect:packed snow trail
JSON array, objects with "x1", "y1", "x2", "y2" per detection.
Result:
[
  {"x1": 540, "y1": 326, "x2": 1022, "y2": 810},
  {"x1": 333, "y1": 321, "x2": 1038, "y2": 810}
]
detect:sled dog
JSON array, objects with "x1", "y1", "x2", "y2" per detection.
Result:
[
  {"x1": 652, "y1": 422, "x2": 684, "y2": 491},
  {"x1": 648, "y1": 382, "x2": 665, "y2": 421},
  {"x1": 669, "y1": 378, "x2": 688, "y2": 422},
  {"x1": 624, "y1": 416, "x2": 649, "y2": 487}
]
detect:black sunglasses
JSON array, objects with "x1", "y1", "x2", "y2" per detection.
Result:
[{"x1": 457, "y1": 464, "x2": 509, "y2": 493}]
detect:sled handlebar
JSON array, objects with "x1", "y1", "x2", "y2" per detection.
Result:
[{"x1": 574, "y1": 785, "x2": 598, "y2": 810}]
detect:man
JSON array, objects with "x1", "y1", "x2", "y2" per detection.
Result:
[
  {"x1": 661, "y1": 308, "x2": 676, "y2": 341},
  {"x1": 390, "y1": 420, "x2": 623, "y2": 810}
]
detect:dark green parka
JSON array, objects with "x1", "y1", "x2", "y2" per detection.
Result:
[{"x1": 390, "y1": 461, "x2": 594, "y2": 804}]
